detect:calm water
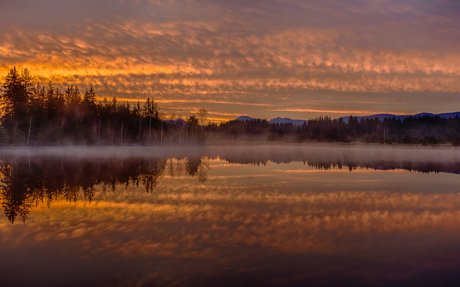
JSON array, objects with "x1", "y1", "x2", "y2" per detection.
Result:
[{"x1": 0, "y1": 145, "x2": 460, "y2": 286}]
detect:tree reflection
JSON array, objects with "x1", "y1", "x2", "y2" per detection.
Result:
[
  {"x1": 186, "y1": 157, "x2": 202, "y2": 176},
  {"x1": 0, "y1": 155, "x2": 214, "y2": 223},
  {"x1": 221, "y1": 154, "x2": 460, "y2": 174},
  {"x1": 197, "y1": 157, "x2": 210, "y2": 183},
  {"x1": 1, "y1": 149, "x2": 458, "y2": 223},
  {"x1": 0, "y1": 162, "x2": 33, "y2": 223}
]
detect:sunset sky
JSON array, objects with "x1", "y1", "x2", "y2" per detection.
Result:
[{"x1": 1, "y1": 0, "x2": 460, "y2": 122}]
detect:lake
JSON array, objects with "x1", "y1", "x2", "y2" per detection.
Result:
[{"x1": 0, "y1": 145, "x2": 459, "y2": 286}]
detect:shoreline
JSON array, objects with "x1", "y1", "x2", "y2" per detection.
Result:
[{"x1": 0, "y1": 141, "x2": 457, "y2": 149}]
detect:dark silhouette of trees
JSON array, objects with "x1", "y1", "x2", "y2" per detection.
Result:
[
  {"x1": 184, "y1": 114, "x2": 207, "y2": 143},
  {"x1": 0, "y1": 67, "x2": 165, "y2": 145},
  {"x1": 0, "y1": 155, "x2": 211, "y2": 223},
  {"x1": 1, "y1": 67, "x2": 459, "y2": 145},
  {"x1": 208, "y1": 115, "x2": 460, "y2": 145},
  {"x1": 1, "y1": 67, "x2": 34, "y2": 142}
]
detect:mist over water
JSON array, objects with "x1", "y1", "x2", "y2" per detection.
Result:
[
  {"x1": 1, "y1": 143, "x2": 459, "y2": 162},
  {"x1": 0, "y1": 144, "x2": 460, "y2": 286},
  {"x1": 1, "y1": 144, "x2": 459, "y2": 173}
]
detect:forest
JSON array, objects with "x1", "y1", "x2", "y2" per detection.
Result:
[{"x1": 1, "y1": 67, "x2": 459, "y2": 145}]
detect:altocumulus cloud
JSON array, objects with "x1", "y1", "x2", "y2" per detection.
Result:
[{"x1": 1, "y1": 0, "x2": 460, "y2": 120}]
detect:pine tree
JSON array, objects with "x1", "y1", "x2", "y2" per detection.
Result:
[
  {"x1": 83, "y1": 86, "x2": 96, "y2": 108},
  {"x1": 1, "y1": 67, "x2": 34, "y2": 141},
  {"x1": 2, "y1": 67, "x2": 27, "y2": 120}
]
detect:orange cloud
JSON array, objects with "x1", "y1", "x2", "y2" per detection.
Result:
[{"x1": 1, "y1": 1, "x2": 460, "y2": 119}]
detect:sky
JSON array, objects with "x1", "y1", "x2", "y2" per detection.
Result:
[{"x1": 1, "y1": 0, "x2": 460, "y2": 122}]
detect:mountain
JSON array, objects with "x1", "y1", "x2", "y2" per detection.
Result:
[
  {"x1": 235, "y1": 116, "x2": 307, "y2": 125},
  {"x1": 438, "y1": 112, "x2": 460, "y2": 119},
  {"x1": 235, "y1": 116, "x2": 259, "y2": 122},
  {"x1": 269, "y1": 117, "x2": 307, "y2": 126}
]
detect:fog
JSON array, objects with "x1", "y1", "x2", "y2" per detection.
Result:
[{"x1": 0, "y1": 144, "x2": 459, "y2": 171}]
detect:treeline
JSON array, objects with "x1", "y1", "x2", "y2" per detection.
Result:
[
  {"x1": 1, "y1": 67, "x2": 459, "y2": 145},
  {"x1": 0, "y1": 67, "x2": 204, "y2": 144},
  {"x1": 209, "y1": 116, "x2": 460, "y2": 145}
]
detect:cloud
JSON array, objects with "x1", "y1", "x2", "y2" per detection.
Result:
[{"x1": 1, "y1": 0, "x2": 460, "y2": 119}]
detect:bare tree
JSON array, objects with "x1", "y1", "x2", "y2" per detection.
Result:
[{"x1": 197, "y1": 108, "x2": 208, "y2": 126}]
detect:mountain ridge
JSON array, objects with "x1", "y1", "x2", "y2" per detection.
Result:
[{"x1": 235, "y1": 116, "x2": 307, "y2": 125}]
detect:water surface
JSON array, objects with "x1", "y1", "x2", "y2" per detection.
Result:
[{"x1": 0, "y1": 145, "x2": 459, "y2": 286}]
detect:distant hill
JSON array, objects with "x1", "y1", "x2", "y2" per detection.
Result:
[
  {"x1": 235, "y1": 116, "x2": 307, "y2": 125},
  {"x1": 235, "y1": 116, "x2": 258, "y2": 122},
  {"x1": 269, "y1": 117, "x2": 307, "y2": 126}
]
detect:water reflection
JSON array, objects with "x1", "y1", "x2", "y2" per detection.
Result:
[
  {"x1": 0, "y1": 145, "x2": 459, "y2": 223},
  {"x1": 0, "y1": 146, "x2": 460, "y2": 286},
  {"x1": 0, "y1": 156, "x2": 211, "y2": 223}
]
